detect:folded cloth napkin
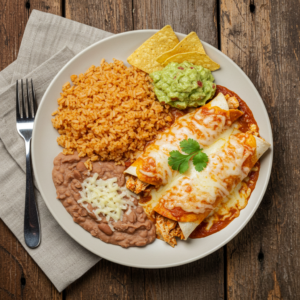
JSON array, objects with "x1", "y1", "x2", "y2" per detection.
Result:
[{"x1": 0, "y1": 10, "x2": 116, "y2": 292}]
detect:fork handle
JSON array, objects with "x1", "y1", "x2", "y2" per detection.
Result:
[{"x1": 24, "y1": 138, "x2": 41, "y2": 248}]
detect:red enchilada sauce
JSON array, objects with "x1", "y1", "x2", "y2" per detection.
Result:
[
  {"x1": 168, "y1": 207, "x2": 187, "y2": 219},
  {"x1": 216, "y1": 85, "x2": 259, "y2": 133},
  {"x1": 191, "y1": 85, "x2": 260, "y2": 238}
]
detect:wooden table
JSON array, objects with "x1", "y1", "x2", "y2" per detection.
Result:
[{"x1": 0, "y1": 0, "x2": 298, "y2": 299}]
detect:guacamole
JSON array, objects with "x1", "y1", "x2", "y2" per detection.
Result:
[{"x1": 149, "y1": 61, "x2": 216, "y2": 109}]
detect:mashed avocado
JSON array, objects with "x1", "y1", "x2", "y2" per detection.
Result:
[{"x1": 149, "y1": 61, "x2": 216, "y2": 109}]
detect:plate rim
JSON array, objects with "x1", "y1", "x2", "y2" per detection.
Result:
[{"x1": 32, "y1": 29, "x2": 273, "y2": 268}]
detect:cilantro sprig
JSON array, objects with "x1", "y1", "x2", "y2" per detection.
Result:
[{"x1": 168, "y1": 139, "x2": 209, "y2": 174}]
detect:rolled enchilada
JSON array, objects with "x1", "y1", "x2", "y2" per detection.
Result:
[
  {"x1": 125, "y1": 86, "x2": 270, "y2": 246},
  {"x1": 125, "y1": 93, "x2": 243, "y2": 188},
  {"x1": 154, "y1": 132, "x2": 270, "y2": 239}
]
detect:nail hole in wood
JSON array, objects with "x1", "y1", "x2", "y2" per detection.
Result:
[
  {"x1": 25, "y1": 0, "x2": 30, "y2": 9},
  {"x1": 258, "y1": 251, "x2": 264, "y2": 262},
  {"x1": 250, "y1": 3, "x2": 255, "y2": 13},
  {"x1": 21, "y1": 276, "x2": 26, "y2": 286}
]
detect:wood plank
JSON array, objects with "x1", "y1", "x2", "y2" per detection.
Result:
[
  {"x1": 220, "y1": 0, "x2": 300, "y2": 299},
  {"x1": 65, "y1": 0, "x2": 133, "y2": 33},
  {"x1": 0, "y1": 1, "x2": 62, "y2": 299},
  {"x1": 66, "y1": 251, "x2": 224, "y2": 300},
  {"x1": 0, "y1": 0, "x2": 62, "y2": 70},
  {"x1": 0, "y1": 220, "x2": 62, "y2": 300},
  {"x1": 65, "y1": 1, "x2": 223, "y2": 300},
  {"x1": 133, "y1": 0, "x2": 218, "y2": 47},
  {"x1": 66, "y1": 260, "x2": 145, "y2": 299},
  {"x1": 142, "y1": 251, "x2": 224, "y2": 300}
]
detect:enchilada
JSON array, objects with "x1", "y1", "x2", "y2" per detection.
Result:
[
  {"x1": 125, "y1": 86, "x2": 270, "y2": 246},
  {"x1": 154, "y1": 132, "x2": 270, "y2": 239},
  {"x1": 125, "y1": 92, "x2": 243, "y2": 189}
]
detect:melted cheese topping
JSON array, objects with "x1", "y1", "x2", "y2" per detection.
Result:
[
  {"x1": 78, "y1": 173, "x2": 135, "y2": 221},
  {"x1": 137, "y1": 106, "x2": 230, "y2": 185},
  {"x1": 139, "y1": 125, "x2": 237, "y2": 218},
  {"x1": 204, "y1": 181, "x2": 249, "y2": 231},
  {"x1": 161, "y1": 134, "x2": 255, "y2": 214}
]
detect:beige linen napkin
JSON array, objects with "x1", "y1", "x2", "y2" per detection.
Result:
[{"x1": 0, "y1": 10, "x2": 115, "y2": 292}]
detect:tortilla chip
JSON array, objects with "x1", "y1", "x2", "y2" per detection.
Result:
[
  {"x1": 127, "y1": 25, "x2": 179, "y2": 74},
  {"x1": 156, "y1": 32, "x2": 205, "y2": 64},
  {"x1": 162, "y1": 51, "x2": 220, "y2": 71}
]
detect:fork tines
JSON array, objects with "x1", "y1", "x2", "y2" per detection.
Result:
[{"x1": 16, "y1": 79, "x2": 36, "y2": 120}]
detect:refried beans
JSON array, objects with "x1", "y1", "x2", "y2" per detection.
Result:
[{"x1": 52, "y1": 152, "x2": 156, "y2": 248}]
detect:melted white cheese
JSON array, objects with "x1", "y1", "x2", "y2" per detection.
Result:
[
  {"x1": 140, "y1": 126, "x2": 238, "y2": 213},
  {"x1": 161, "y1": 134, "x2": 255, "y2": 214},
  {"x1": 203, "y1": 181, "x2": 248, "y2": 231},
  {"x1": 78, "y1": 173, "x2": 135, "y2": 221},
  {"x1": 138, "y1": 106, "x2": 230, "y2": 185}
]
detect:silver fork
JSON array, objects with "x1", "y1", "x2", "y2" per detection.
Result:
[{"x1": 16, "y1": 79, "x2": 40, "y2": 248}]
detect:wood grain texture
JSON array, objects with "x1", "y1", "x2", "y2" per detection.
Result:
[
  {"x1": 0, "y1": 0, "x2": 62, "y2": 71},
  {"x1": 0, "y1": 1, "x2": 62, "y2": 299},
  {"x1": 221, "y1": 0, "x2": 300, "y2": 299},
  {"x1": 0, "y1": 220, "x2": 62, "y2": 300},
  {"x1": 133, "y1": 0, "x2": 218, "y2": 47},
  {"x1": 66, "y1": 251, "x2": 224, "y2": 300},
  {"x1": 65, "y1": 1, "x2": 224, "y2": 300},
  {"x1": 65, "y1": 0, "x2": 133, "y2": 33}
]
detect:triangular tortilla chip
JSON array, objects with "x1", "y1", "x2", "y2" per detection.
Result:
[
  {"x1": 162, "y1": 52, "x2": 220, "y2": 71},
  {"x1": 156, "y1": 32, "x2": 206, "y2": 64},
  {"x1": 127, "y1": 25, "x2": 179, "y2": 73}
]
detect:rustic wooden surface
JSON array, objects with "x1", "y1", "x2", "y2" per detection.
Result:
[
  {"x1": 0, "y1": 0, "x2": 297, "y2": 299},
  {"x1": 221, "y1": 0, "x2": 300, "y2": 299}
]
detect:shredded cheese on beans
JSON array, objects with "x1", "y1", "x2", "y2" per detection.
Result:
[{"x1": 78, "y1": 173, "x2": 134, "y2": 221}]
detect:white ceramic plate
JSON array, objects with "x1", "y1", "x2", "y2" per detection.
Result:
[{"x1": 32, "y1": 30, "x2": 273, "y2": 268}]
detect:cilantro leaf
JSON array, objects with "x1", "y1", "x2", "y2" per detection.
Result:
[
  {"x1": 168, "y1": 151, "x2": 193, "y2": 174},
  {"x1": 193, "y1": 151, "x2": 209, "y2": 172},
  {"x1": 180, "y1": 138, "x2": 201, "y2": 154},
  {"x1": 168, "y1": 139, "x2": 209, "y2": 174},
  {"x1": 178, "y1": 159, "x2": 190, "y2": 174}
]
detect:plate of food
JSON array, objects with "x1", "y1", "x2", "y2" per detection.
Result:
[{"x1": 32, "y1": 26, "x2": 273, "y2": 268}]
